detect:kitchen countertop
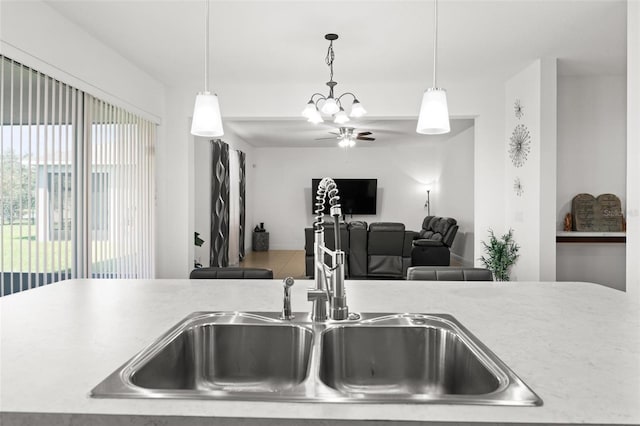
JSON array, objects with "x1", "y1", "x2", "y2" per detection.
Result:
[{"x1": 1, "y1": 279, "x2": 639, "y2": 425}]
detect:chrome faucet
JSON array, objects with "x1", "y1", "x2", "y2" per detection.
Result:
[
  {"x1": 280, "y1": 277, "x2": 295, "y2": 320},
  {"x1": 307, "y1": 177, "x2": 349, "y2": 321}
]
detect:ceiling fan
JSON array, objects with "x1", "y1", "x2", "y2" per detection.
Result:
[{"x1": 315, "y1": 127, "x2": 375, "y2": 147}]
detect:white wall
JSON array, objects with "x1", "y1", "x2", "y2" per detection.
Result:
[
  {"x1": 0, "y1": 0, "x2": 164, "y2": 123},
  {"x1": 154, "y1": 75, "x2": 505, "y2": 278},
  {"x1": 627, "y1": 0, "x2": 640, "y2": 298},
  {"x1": 504, "y1": 58, "x2": 557, "y2": 281},
  {"x1": 556, "y1": 75, "x2": 627, "y2": 290},
  {"x1": 250, "y1": 126, "x2": 475, "y2": 264}
]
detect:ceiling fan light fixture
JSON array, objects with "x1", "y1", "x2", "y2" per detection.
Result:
[
  {"x1": 349, "y1": 100, "x2": 367, "y2": 118},
  {"x1": 191, "y1": 91, "x2": 224, "y2": 137},
  {"x1": 417, "y1": 88, "x2": 450, "y2": 135},
  {"x1": 338, "y1": 137, "x2": 355, "y2": 148},
  {"x1": 334, "y1": 107, "x2": 350, "y2": 124}
]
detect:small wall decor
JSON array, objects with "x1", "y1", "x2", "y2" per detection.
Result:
[
  {"x1": 508, "y1": 124, "x2": 531, "y2": 168},
  {"x1": 513, "y1": 177, "x2": 523, "y2": 196},
  {"x1": 514, "y1": 98, "x2": 524, "y2": 119}
]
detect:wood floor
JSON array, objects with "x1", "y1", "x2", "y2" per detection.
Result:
[{"x1": 240, "y1": 250, "x2": 306, "y2": 279}]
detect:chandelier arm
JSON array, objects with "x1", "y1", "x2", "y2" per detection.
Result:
[
  {"x1": 336, "y1": 92, "x2": 358, "y2": 102},
  {"x1": 309, "y1": 93, "x2": 327, "y2": 107}
]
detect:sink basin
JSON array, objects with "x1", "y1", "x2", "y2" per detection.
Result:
[
  {"x1": 91, "y1": 312, "x2": 541, "y2": 406},
  {"x1": 320, "y1": 325, "x2": 500, "y2": 396},
  {"x1": 131, "y1": 323, "x2": 312, "y2": 392},
  {"x1": 91, "y1": 312, "x2": 314, "y2": 398}
]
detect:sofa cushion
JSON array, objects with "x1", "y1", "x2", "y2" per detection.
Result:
[
  {"x1": 422, "y1": 215, "x2": 435, "y2": 231},
  {"x1": 369, "y1": 222, "x2": 405, "y2": 232},
  {"x1": 420, "y1": 230, "x2": 434, "y2": 239}
]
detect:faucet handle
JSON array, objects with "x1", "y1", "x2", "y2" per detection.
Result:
[{"x1": 280, "y1": 277, "x2": 295, "y2": 320}]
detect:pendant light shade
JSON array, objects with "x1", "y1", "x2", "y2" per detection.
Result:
[
  {"x1": 417, "y1": 88, "x2": 450, "y2": 135},
  {"x1": 191, "y1": 91, "x2": 224, "y2": 137},
  {"x1": 191, "y1": 0, "x2": 224, "y2": 138}
]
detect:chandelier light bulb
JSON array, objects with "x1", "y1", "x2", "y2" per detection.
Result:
[
  {"x1": 334, "y1": 108, "x2": 350, "y2": 124},
  {"x1": 349, "y1": 100, "x2": 367, "y2": 118},
  {"x1": 321, "y1": 98, "x2": 340, "y2": 115},
  {"x1": 302, "y1": 101, "x2": 317, "y2": 119},
  {"x1": 308, "y1": 110, "x2": 324, "y2": 124},
  {"x1": 191, "y1": 92, "x2": 224, "y2": 137}
]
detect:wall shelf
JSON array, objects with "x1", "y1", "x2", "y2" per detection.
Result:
[{"x1": 556, "y1": 231, "x2": 626, "y2": 243}]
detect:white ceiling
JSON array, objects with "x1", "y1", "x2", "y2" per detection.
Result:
[
  {"x1": 45, "y1": 0, "x2": 626, "y2": 87},
  {"x1": 40, "y1": 0, "x2": 627, "y2": 147}
]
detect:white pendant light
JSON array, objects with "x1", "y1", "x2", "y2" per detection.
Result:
[
  {"x1": 191, "y1": 0, "x2": 224, "y2": 137},
  {"x1": 417, "y1": 0, "x2": 450, "y2": 135}
]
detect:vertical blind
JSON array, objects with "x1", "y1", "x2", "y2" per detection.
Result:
[{"x1": 1, "y1": 55, "x2": 156, "y2": 296}]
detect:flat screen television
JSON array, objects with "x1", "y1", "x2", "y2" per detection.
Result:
[{"x1": 311, "y1": 178, "x2": 377, "y2": 215}]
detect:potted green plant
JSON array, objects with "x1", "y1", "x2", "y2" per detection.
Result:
[{"x1": 479, "y1": 229, "x2": 520, "y2": 281}]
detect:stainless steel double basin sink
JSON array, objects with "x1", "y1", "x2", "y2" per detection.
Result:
[{"x1": 91, "y1": 312, "x2": 542, "y2": 405}]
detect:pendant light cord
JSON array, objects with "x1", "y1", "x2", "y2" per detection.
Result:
[
  {"x1": 204, "y1": 0, "x2": 210, "y2": 93},
  {"x1": 433, "y1": 0, "x2": 438, "y2": 88}
]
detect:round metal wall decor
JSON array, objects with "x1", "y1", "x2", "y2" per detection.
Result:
[
  {"x1": 514, "y1": 99, "x2": 524, "y2": 119},
  {"x1": 513, "y1": 177, "x2": 524, "y2": 197},
  {"x1": 509, "y1": 124, "x2": 531, "y2": 168}
]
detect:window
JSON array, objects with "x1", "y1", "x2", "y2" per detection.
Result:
[{"x1": 1, "y1": 56, "x2": 156, "y2": 295}]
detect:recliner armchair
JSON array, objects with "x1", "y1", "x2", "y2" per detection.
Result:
[
  {"x1": 411, "y1": 216, "x2": 458, "y2": 266},
  {"x1": 366, "y1": 222, "x2": 414, "y2": 278}
]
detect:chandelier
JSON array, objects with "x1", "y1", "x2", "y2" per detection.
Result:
[{"x1": 302, "y1": 34, "x2": 367, "y2": 124}]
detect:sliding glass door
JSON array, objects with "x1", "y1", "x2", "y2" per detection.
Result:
[{"x1": 0, "y1": 55, "x2": 156, "y2": 296}]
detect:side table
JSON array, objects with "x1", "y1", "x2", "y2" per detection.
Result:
[{"x1": 252, "y1": 231, "x2": 269, "y2": 251}]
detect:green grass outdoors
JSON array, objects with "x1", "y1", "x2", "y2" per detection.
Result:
[{"x1": 1, "y1": 224, "x2": 121, "y2": 273}]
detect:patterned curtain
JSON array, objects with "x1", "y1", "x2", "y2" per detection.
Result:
[
  {"x1": 210, "y1": 139, "x2": 230, "y2": 267},
  {"x1": 238, "y1": 151, "x2": 246, "y2": 261}
]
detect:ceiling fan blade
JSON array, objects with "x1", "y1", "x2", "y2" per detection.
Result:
[
  {"x1": 357, "y1": 131, "x2": 372, "y2": 137},
  {"x1": 357, "y1": 136, "x2": 375, "y2": 141}
]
